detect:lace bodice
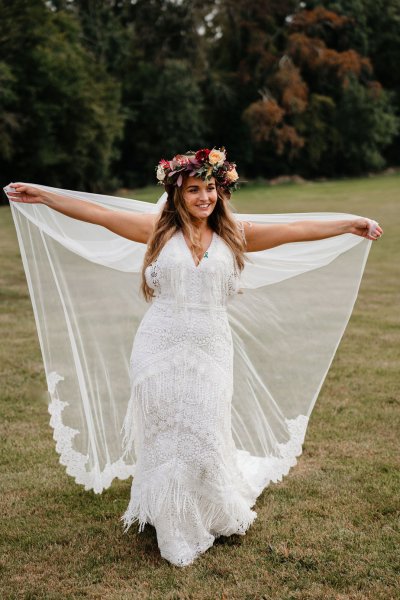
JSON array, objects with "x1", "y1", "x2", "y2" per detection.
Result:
[{"x1": 144, "y1": 229, "x2": 241, "y2": 308}]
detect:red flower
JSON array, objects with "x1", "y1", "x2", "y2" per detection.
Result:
[
  {"x1": 195, "y1": 148, "x2": 211, "y2": 162},
  {"x1": 159, "y1": 159, "x2": 170, "y2": 169}
]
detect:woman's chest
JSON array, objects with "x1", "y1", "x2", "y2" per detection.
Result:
[{"x1": 145, "y1": 230, "x2": 240, "y2": 303}]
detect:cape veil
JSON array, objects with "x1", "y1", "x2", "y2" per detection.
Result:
[{"x1": 4, "y1": 183, "x2": 372, "y2": 493}]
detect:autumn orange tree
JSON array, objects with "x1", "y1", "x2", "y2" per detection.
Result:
[
  {"x1": 241, "y1": 5, "x2": 398, "y2": 176},
  {"x1": 316, "y1": 0, "x2": 400, "y2": 167}
]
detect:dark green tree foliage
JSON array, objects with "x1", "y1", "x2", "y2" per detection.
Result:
[
  {"x1": 0, "y1": 0, "x2": 399, "y2": 194},
  {"x1": 60, "y1": 0, "x2": 212, "y2": 186},
  {"x1": 0, "y1": 62, "x2": 18, "y2": 164},
  {"x1": 0, "y1": 0, "x2": 123, "y2": 192},
  {"x1": 120, "y1": 59, "x2": 207, "y2": 186},
  {"x1": 334, "y1": 77, "x2": 399, "y2": 173},
  {"x1": 114, "y1": 0, "x2": 210, "y2": 186}
]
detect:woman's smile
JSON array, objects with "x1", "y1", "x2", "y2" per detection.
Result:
[{"x1": 182, "y1": 175, "x2": 218, "y2": 219}]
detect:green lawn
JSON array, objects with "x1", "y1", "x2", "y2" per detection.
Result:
[{"x1": 0, "y1": 174, "x2": 399, "y2": 599}]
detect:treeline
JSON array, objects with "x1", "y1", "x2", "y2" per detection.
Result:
[{"x1": 1, "y1": 0, "x2": 399, "y2": 195}]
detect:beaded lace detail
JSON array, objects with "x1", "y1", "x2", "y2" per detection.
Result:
[{"x1": 120, "y1": 229, "x2": 308, "y2": 567}]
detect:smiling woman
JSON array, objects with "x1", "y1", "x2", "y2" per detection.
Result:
[
  {"x1": 178, "y1": 176, "x2": 218, "y2": 264},
  {"x1": 3, "y1": 146, "x2": 381, "y2": 566},
  {"x1": 140, "y1": 170, "x2": 246, "y2": 288}
]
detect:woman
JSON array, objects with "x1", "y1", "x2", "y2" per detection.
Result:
[{"x1": 5, "y1": 147, "x2": 382, "y2": 566}]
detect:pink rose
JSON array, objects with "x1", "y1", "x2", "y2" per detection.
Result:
[{"x1": 174, "y1": 155, "x2": 190, "y2": 167}]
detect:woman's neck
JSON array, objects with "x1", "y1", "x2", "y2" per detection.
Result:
[{"x1": 189, "y1": 217, "x2": 211, "y2": 235}]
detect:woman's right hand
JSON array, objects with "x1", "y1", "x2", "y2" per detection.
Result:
[{"x1": 5, "y1": 183, "x2": 44, "y2": 204}]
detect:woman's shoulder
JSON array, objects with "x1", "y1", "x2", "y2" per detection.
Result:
[{"x1": 236, "y1": 219, "x2": 253, "y2": 244}]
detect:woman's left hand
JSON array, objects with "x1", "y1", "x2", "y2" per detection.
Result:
[{"x1": 350, "y1": 218, "x2": 383, "y2": 241}]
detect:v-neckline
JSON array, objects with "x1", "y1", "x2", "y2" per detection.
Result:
[{"x1": 179, "y1": 229, "x2": 216, "y2": 269}]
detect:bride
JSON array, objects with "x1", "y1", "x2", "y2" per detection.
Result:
[{"x1": 5, "y1": 147, "x2": 382, "y2": 566}]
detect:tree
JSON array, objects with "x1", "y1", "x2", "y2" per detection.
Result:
[
  {"x1": 0, "y1": 0, "x2": 123, "y2": 193},
  {"x1": 119, "y1": 59, "x2": 207, "y2": 187},
  {"x1": 0, "y1": 62, "x2": 18, "y2": 166},
  {"x1": 1, "y1": 0, "x2": 398, "y2": 192},
  {"x1": 238, "y1": 5, "x2": 398, "y2": 176},
  {"x1": 308, "y1": 0, "x2": 400, "y2": 165},
  {"x1": 334, "y1": 77, "x2": 399, "y2": 174},
  {"x1": 286, "y1": 6, "x2": 398, "y2": 175},
  {"x1": 203, "y1": 0, "x2": 299, "y2": 175}
]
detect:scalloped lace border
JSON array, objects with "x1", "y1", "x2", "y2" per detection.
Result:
[
  {"x1": 46, "y1": 371, "x2": 135, "y2": 494},
  {"x1": 46, "y1": 371, "x2": 309, "y2": 496}
]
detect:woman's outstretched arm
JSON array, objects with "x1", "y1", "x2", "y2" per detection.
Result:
[
  {"x1": 5, "y1": 183, "x2": 157, "y2": 244},
  {"x1": 241, "y1": 218, "x2": 383, "y2": 252}
]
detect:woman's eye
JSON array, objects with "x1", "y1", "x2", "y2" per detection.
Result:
[{"x1": 187, "y1": 187, "x2": 215, "y2": 193}]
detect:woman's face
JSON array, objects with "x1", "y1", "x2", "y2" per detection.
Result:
[{"x1": 182, "y1": 176, "x2": 218, "y2": 221}]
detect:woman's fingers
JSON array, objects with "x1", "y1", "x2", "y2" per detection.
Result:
[
  {"x1": 4, "y1": 187, "x2": 21, "y2": 201},
  {"x1": 365, "y1": 218, "x2": 383, "y2": 240},
  {"x1": 8, "y1": 193, "x2": 26, "y2": 203},
  {"x1": 6, "y1": 183, "x2": 23, "y2": 191},
  {"x1": 351, "y1": 218, "x2": 383, "y2": 240},
  {"x1": 11, "y1": 184, "x2": 29, "y2": 194},
  {"x1": 5, "y1": 183, "x2": 42, "y2": 203},
  {"x1": 369, "y1": 229, "x2": 382, "y2": 240},
  {"x1": 5, "y1": 183, "x2": 23, "y2": 197}
]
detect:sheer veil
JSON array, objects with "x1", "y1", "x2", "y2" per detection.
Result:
[{"x1": 3, "y1": 183, "x2": 372, "y2": 493}]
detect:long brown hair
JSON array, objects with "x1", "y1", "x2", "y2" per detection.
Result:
[{"x1": 141, "y1": 176, "x2": 246, "y2": 301}]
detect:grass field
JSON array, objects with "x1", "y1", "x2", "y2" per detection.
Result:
[{"x1": 0, "y1": 174, "x2": 399, "y2": 599}]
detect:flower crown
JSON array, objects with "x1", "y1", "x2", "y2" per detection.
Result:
[{"x1": 155, "y1": 147, "x2": 239, "y2": 193}]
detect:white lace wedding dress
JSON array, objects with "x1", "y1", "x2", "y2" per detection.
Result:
[
  {"x1": 120, "y1": 228, "x2": 264, "y2": 566},
  {"x1": 5, "y1": 184, "x2": 373, "y2": 568}
]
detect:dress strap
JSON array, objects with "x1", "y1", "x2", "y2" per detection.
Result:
[{"x1": 237, "y1": 220, "x2": 253, "y2": 244}]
